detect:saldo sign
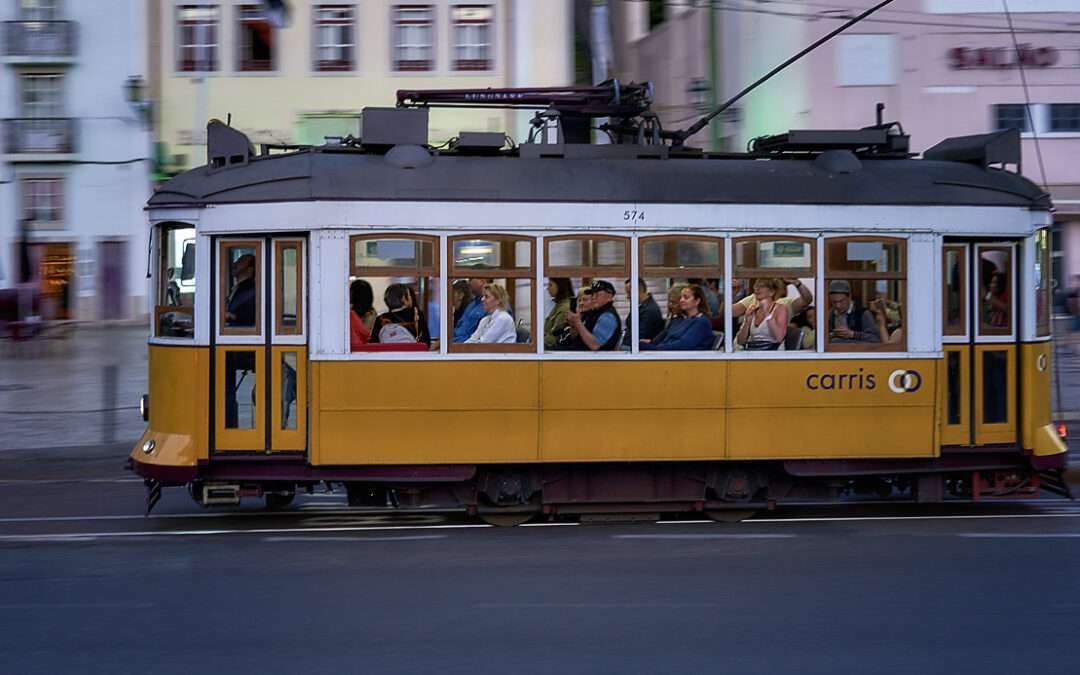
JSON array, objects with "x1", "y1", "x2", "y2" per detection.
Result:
[{"x1": 948, "y1": 45, "x2": 1059, "y2": 70}]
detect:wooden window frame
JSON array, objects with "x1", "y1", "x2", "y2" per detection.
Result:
[
  {"x1": 448, "y1": 234, "x2": 536, "y2": 354},
  {"x1": 219, "y1": 239, "x2": 263, "y2": 337},
  {"x1": 177, "y1": 5, "x2": 219, "y2": 73},
  {"x1": 976, "y1": 244, "x2": 1014, "y2": 339},
  {"x1": 349, "y1": 234, "x2": 438, "y2": 278},
  {"x1": 639, "y1": 234, "x2": 724, "y2": 279},
  {"x1": 274, "y1": 240, "x2": 303, "y2": 336},
  {"x1": 1035, "y1": 229, "x2": 1051, "y2": 337},
  {"x1": 942, "y1": 244, "x2": 967, "y2": 338},
  {"x1": 544, "y1": 234, "x2": 630, "y2": 278},
  {"x1": 451, "y1": 5, "x2": 494, "y2": 72},
  {"x1": 732, "y1": 235, "x2": 816, "y2": 279},
  {"x1": 824, "y1": 236, "x2": 907, "y2": 353}
]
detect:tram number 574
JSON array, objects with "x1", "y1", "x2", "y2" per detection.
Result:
[{"x1": 622, "y1": 209, "x2": 646, "y2": 223}]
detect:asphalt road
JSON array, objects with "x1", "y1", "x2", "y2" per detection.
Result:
[{"x1": 1, "y1": 458, "x2": 1079, "y2": 675}]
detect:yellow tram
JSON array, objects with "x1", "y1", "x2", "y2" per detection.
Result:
[{"x1": 130, "y1": 103, "x2": 1067, "y2": 521}]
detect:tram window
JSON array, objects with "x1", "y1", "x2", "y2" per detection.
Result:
[
  {"x1": 731, "y1": 237, "x2": 815, "y2": 352},
  {"x1": 449, "y1": 236, "x2": 534, "y2": 352},
  {"x1": 943, "y1": 245, "x2": 966, "y2": 336},
  {"x1": 224, "y1": 350, "x2": 257, "y2": 430},
  {"x1": 1035, "y1": 229, "x2": 1051, "y2": 337},
  {"x1": 946, "y1": 351, "x2": 962, "y2": 426},
  {"x1": 825, "y1": 238, "x2": 906, "y2": 351},
  {"x1": 978, "y1": 246, "x2": 1012, "y2": 337},
  {"x1": 638, "y1": 237, "x2": 723, "y2": 351},
  {"x1": 545, "y1": 236, "x2": 629, "y2": 352},
  {"x1": 349, "y1": 235, "x2": 439, "y2": 352},
  {"x1": 220, "y1": 241, "x2": 261, "y2": 335},
  {"x1": 275, "y1": 241, "x2": 302, "y2": 336},
  {"x1": 156, "y1": 224, "x2": 195, "y2": 339},
  {"x1": 281, "y1": 351, "x2": 298, "y2": 430}
]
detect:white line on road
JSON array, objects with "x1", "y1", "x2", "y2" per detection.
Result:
[
  {"x1": 473, "y1": 602, "x2": 721, "y2": 609},
  {"x1": 262, "y1": 534, "x2": 448, "y2": 542},
  {"x1": 957, "y1": 533, "x2": 1080, "y2": 539},
  {"x1": 0, "y1": 523, "x2": 493, "y2": 543},
  {"x1": 612, "y1": 533, "x2": 795, "y2": 540},
  {"x1": 742, "y1": 513, "x2": 1080, "y2": 524}
]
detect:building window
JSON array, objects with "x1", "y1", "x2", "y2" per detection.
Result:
[
  {"x1": 177, "y1": 5, "x2": 219, "y2": 72},
  {"x1": 1049, "y1": 103, "x2": 1080, "y2": 132},
  {"x1": 237, "y1": 4, "x2": 275, "y2": 71},
  {"x1": 19, "y1": 73, "x2": 63, "y2": 117},
  {"x1": 993, "y1": 104, "x2": 1029, "y2": 132},
  {"x1": 19, "y1": 0, "x2": 61, "y2": 21},
  {"x1": 451, "y1": 6, "x2": 493, "y2": 71},
  {"x1": 393, "y1": 5, "x2": 434, "y2": 72},
  {"x1": 314, "y1": 5, "x2": 355, "y2": 71},
  {"x1": 648, "y1": 0, "x2": 664, "y2": 29},
  {"x1": 22, "y1": 177, "x2": 64, "y2": 225}
]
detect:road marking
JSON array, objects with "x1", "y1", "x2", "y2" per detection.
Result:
[
  {"x1": 747, "y1": 513, "x2": 1080, "y2": 523},
  {"x1": 473, "y1": 602, "x2": 721, "y2": 609},
  {"x1": 612, "y1": 533, "x2": 795, "y2": 540},
  {"x1": 957, "y1": 533, "x2": 1080, "y2": 539},
  {"x1": 262, "y1": 534, "x2": 448, "y2": 542},
  {"x1": 0, "y1": 602, "x2": 155, "y2": 609},
  {"x1": 0, "y1": 523, "x2": 492, "y2": 543}
]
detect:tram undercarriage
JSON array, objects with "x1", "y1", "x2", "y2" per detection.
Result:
[{"x1": 131, "y1": 451, "x2": 1071, "y2": 523}]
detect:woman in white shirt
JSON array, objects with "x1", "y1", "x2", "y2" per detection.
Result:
[{"x1": 466, "y1": 283, "x2": 517, "y2": 344}]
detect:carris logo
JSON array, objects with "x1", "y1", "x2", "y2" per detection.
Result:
[{"x1": 887, "y1": 369, "x2": 922, "y2": 394}]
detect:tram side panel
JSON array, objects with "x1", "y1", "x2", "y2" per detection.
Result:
[
  {"x1": 1022, "y1": 341, "x2": 1066, "y2": 460},
  {"x1": 136, "y1": 344, "x2": 210, "y2": 474}
]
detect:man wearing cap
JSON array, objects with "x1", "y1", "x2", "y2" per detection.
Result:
[
  {"x1": 827, "y1": 280, "x2": 880, "y2": 343},
  {"x1": 565, "y1": 280, "x2": 622, "y2": 351}
]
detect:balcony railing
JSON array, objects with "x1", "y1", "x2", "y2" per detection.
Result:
[
  {"x1": 3, "y1": 118, "x2": 77, "y2": 155},
  {"x1": 2, "y1": 21, "x2": 77, "y2": 59}
]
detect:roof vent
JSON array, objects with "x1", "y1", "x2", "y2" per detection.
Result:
[
  {"x1": 384, "y1": 144, "x2": 434, "y2": 170},
  {"x1": 923, "y1": 129, "x2": 1020, "y2": 170},
  {"x1": 206, "y1": 119, "x2": 255, "y2": 171},
  {"x1": 814, "y1": 149, "x2": 862, "y2": 174},
  {"x1": 361, "y1": 107, "x2": 429, "y2": 151}
]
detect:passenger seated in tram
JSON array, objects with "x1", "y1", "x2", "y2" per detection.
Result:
[
  {"x1": 640, "y1": 284, "x2": 713, "y2": 351},
  {"x1": 870, "y1": 292, "x2": 903, "y2": 345},
  {"x1": 544, "y1": 278, "x2": 574, "y2": 349},
  {"x1": 688, "y1": 277, "x2": 721, "y2": 317},
  {"x1": 827, "y1": 280, "x2": 880, "y2": 343},
  {"x1": 730, "y1": 277, "x2": 811, "y2": 324},
  {"x1": 452, "y1": 278, "x2": 487, "y2": 343},
  {"x1": 225, "y1": 254, "x2": 257, "y2": 328},
  {"x1": 982, "y1": 271, "x2": 1010, "y2": 330},
  {"x1": 349, "y1": 279, "x2": 376, "y2": 351},
  {"x1": 622, "y1": 278, "x2": 664, "y2": 347},
  {"x1": 563, "y1": 280, "x2": 622, "y2": 351},
  {"x1": 790, "y1": 305, "x2": 817, "y2": 350},
  {"x1": 451, "y1": 280, "x2": 470, "y2": 326},
  {"x1": 735, "y1": 278, "x2": 789, "y2": 350},
  {"x1": 370, "y1": 282, "x2": 432, "y2": 346},
  {"x1": 662, "y1": 285, "x2": 686, "y2": 329},
  {"x1": 465, "y1": 283, "x2": 516, "y2": 344}
]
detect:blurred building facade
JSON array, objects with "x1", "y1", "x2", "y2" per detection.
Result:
[
  {"x1": 0, "y1": 0, "x2": 153, "y2": 321},
  {"x1": 612, "y1": 0, "x2": 1080, "y2": 309},
  {"x1": 150, "y1": 0, "x2": 574, "y2": 172}
]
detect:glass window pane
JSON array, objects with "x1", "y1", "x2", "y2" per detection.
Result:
[
  {"x1": 278, "y1": 243, "x2": 301, "y2": 335},
  {"x1": 281, "y1": 351, "x2": 297, "y2": 430},
  {"x1": 643, "y1": 239, "x2": 721, "y2": 269},
  {"x1": 547, "y1": 238, "x2": 626, "y2": 269},
  {"x1": 1035, "y1": 229, "x2": 1050, "y2": 337},
  {"x1": 978, "y1": 248, "x2": 1012, "y2": 335},
  {"x1": 982, "y1": 350, "x2": 1008, "y2": 424},
  {"x1": 943, "y1": 247, "x2": 965, "y2": 336},
  {"x1": 157, "y1": 225, "x2": 195, "y2": 339},
  {"x1": 450, "y1": 277, "x2": 532, "y2": 347},
  {"x1": 225, "y1": 350, "x2": 257, "y2": 429},
  {"x1": 735, "y1": 239, "x2": 812, "y2": 271},
  {"x1": 733, "y1": 277, "x2": 815, "y2": 351},
  {"x1": 636, "y1": 278, "x2": 722, "y2": 351},
  {"x1": 353, "y1": 238, "x2": 432, "y2": 270},
  {"x1": 452, "y1": 238, "x2": 531, "y2": 270},
  {"x1": 350, "y1": 275, "x2": 438, "y2": 351},
  {"x1": 223, "y1": 244, "x2": 259, "y2": 330},
  {"x1": 824, "y1": 278, "x2": 904, "y2": 348},
  {"x1": 826, "y1": 239, "x2": 903, "y2": 274},
  {"x1": 947, "y1": 351, "x2": 962, "y2": 426},
  {"x1": 543, "y1": 276, "x2": 625, "y2": 352}
]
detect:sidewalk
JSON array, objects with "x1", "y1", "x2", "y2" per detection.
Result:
[{"x1": 0, "y1": 325, "x2": 148, "y2": 452}]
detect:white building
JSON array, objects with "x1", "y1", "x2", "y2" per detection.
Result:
[{"x1": 1, "y1": 0, "x2": 153, "y2": 321}]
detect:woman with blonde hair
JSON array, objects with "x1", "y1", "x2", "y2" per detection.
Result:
[
  {"x1": 736, "y1": 278, "x2": 788, "y2": 350},
  {"x1": 465, "y1": 283, "x2": 516, "y2": 344}
]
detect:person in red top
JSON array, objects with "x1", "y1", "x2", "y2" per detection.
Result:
[{"x1": 349, "y1": 279, "x2": 375, "y2": 350}]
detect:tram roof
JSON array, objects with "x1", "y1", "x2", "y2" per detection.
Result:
[{"x1": 149, "y1": 146, "x2": 1051, "y2": 211}]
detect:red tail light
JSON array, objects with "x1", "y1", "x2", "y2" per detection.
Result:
[{"x1": 1058, "y1": 422, "x2": 1068, "y2": 439}]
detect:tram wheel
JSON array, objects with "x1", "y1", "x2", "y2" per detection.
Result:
[
  {"x1": 265, "y1": 492, "x2": 296, "y2": 510},
  {"x1": 478, "y1": 512, "x2": 534, "y2": 527},
  {"x1": 704, "y1": 509, "x2": 757, "y2": 523}
]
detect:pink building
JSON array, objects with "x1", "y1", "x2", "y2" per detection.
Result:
[{"x1": 612, "y1": 0, "x2": 1080, "y2": 309}]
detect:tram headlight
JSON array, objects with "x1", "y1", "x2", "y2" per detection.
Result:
[
  {"x1": 140, "y1": 394, "x2": 150, "y2": 422},
  {"x1": 141, "y1": 439, "x2": 156, "y2": 455}
]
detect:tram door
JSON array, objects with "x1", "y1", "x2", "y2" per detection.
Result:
[
  {"x1": 213, "y1": 237, "x2": 308, "y2": 454},
  {"x1": 941, "y1": 241, "x2": 1017, "y2": 446}
]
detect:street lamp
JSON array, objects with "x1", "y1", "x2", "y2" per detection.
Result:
[{"x1": 124, "y1": 75, "x2": 152, "y2": 126}]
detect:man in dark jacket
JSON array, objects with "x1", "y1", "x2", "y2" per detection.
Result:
[
  {"x1": 225, "y1": 254, "x2": 257, "y2": 328},
  {"x1": 827, "y1": 280, "x2": 880, "y2": 343},
  {"x1": 623, "y1": 278, "x2": 664, "y2": 346}
]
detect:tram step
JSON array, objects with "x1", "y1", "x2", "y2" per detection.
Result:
[{"x1": 203, "y1": 484, "x2": 241, "y2": 506}]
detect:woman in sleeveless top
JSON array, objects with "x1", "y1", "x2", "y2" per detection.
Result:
[{"x1": 736, "y1": 278, "x2": 788, "y2": 351}]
